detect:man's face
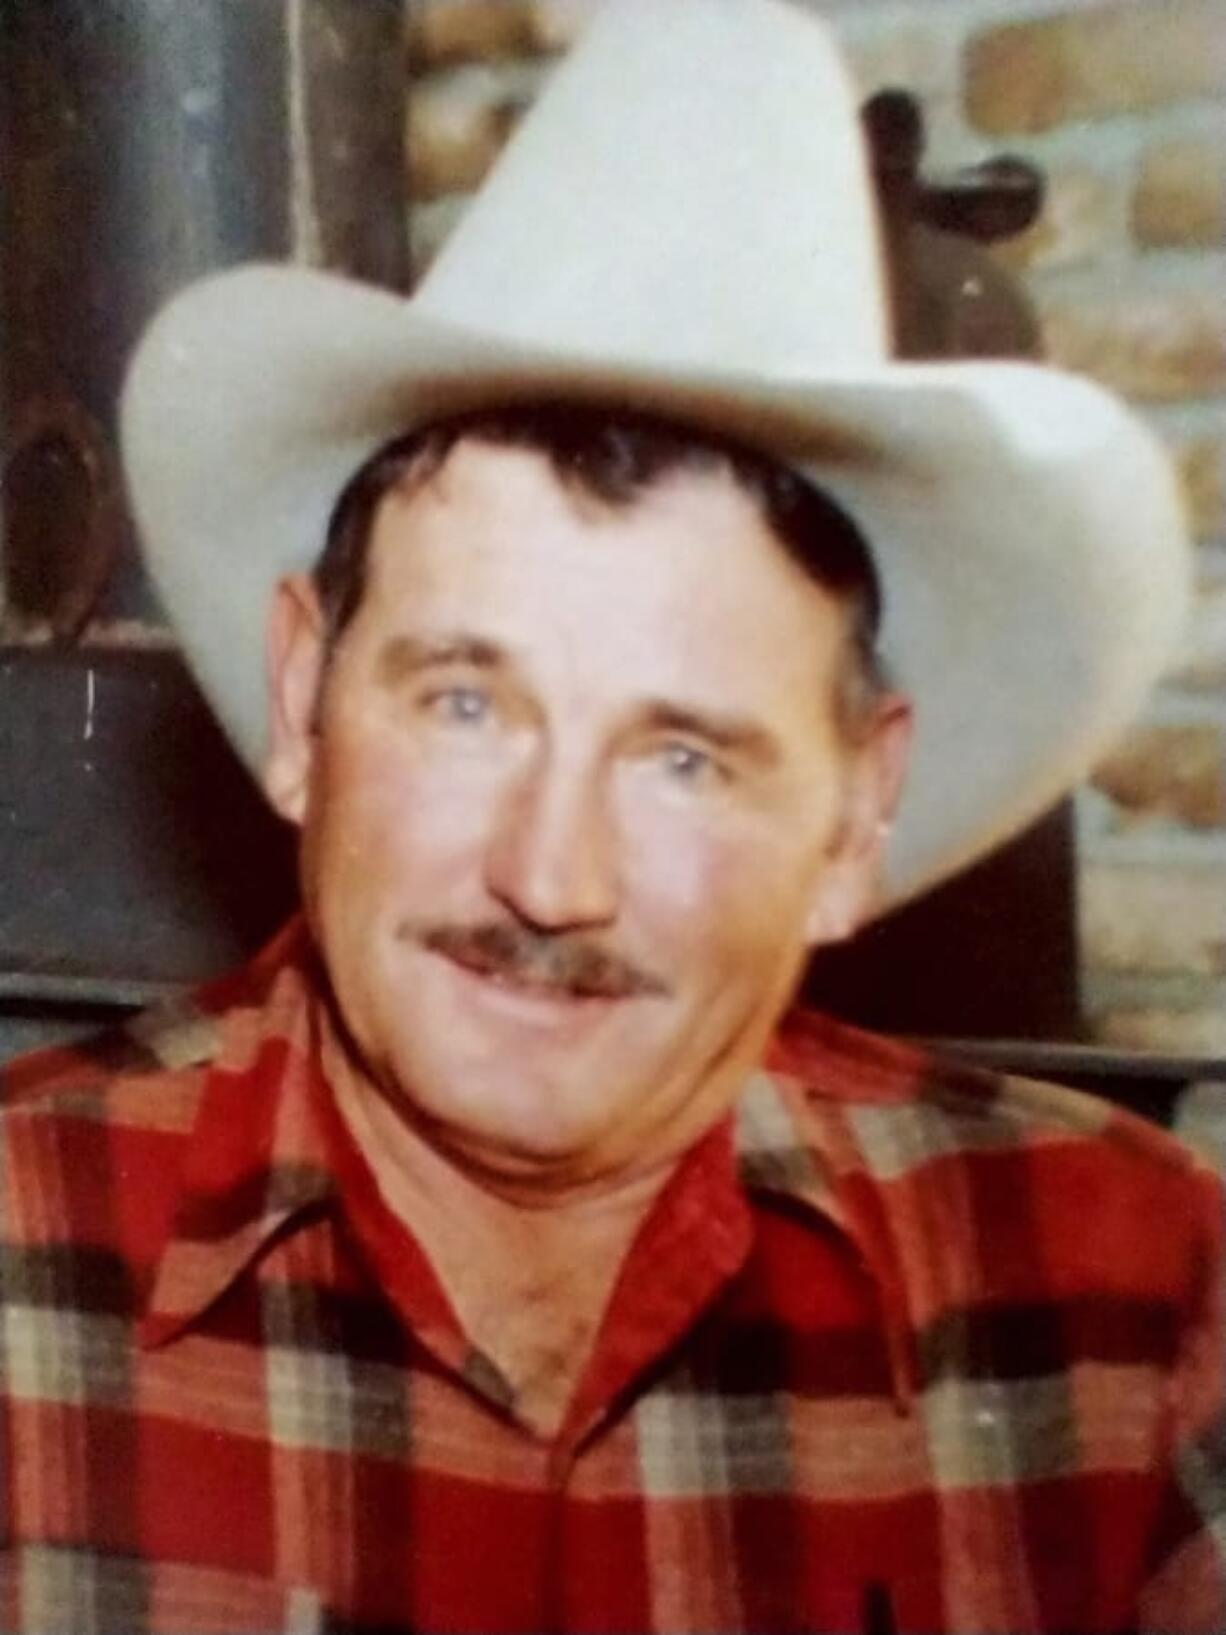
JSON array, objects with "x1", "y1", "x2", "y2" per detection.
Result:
[{"x1": 265, "y1": 440, "x2": 909, "y2": 1187}]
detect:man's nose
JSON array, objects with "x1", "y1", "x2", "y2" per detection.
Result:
[{"x1": 484, "y1": 747, "x2": 619, "y2": 931}]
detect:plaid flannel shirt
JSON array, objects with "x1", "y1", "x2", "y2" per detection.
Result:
[{"x1": 1, "y1": 919, "x2": 1222, "y2": 1633}]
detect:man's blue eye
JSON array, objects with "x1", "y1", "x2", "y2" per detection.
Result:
[
  {"x1": 428, "y1": 687, "x2": 490, "y2": 725},
  {"x1": 660, "y1": 742, "x2": 714, "y2": 782}
]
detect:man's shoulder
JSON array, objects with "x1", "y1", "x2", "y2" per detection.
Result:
[
  {"x1": 0, "y1": 918, "x2": 306, "y2": 1121},
  {"x1": 769, "y1": 1007, "x2": 1221, "y2": 1227},
  {"x1": 765, "y1": 1011, "x2": 1223, "y2": 1385},
  {"x1": 3, "y1": 1006, "x2": 213, "y2": 1103},
  {"x1": 0, "y1": 998, "x2": 225, "y2": 1244}
]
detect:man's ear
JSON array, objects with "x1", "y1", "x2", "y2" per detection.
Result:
[
  {"x1": 263, "y1": 574, "x2": 327, "y2": 827},
  {"x1": 803, "y1": 694, "x2": 914, "y2": 948}
]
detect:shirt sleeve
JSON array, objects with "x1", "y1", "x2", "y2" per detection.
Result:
[{"x1": 1134, "y1": 1164, "x2": 1226, "y2": 1633}]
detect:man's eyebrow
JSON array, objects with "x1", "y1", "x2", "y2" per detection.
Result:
[
  {"x1": 376, "y1": 632, "x2": 509, "y2": 686},
  {"x1": 636, "y1": 699, "x2": 781, "y2": 766}
]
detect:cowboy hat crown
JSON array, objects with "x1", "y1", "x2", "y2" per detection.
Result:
[{"x1": 416, "y1": 0, "x2": 889, "y2": 372}]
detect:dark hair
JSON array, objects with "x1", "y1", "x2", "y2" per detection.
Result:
[{"x1": 313, "y1": 402, "x2": 891, "y2": 739}]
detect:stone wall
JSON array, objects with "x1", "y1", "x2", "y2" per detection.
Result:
[{"x1": 405, "y1": 0, "x2": 1226, "y2": 1056}]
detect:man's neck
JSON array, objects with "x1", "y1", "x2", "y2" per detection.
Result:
[{"x1": 323, "y1": 1032, "x2": 677, "y2": 1437}]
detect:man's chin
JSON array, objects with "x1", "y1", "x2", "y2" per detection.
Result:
[{"x1": 418, "y1": 1108, "x2": 638, "y2": 1197}]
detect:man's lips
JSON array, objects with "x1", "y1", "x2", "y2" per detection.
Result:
[
  {"x1": 438, "y1": 947, "x2": 622, "y2": 1004},
  {"x1": 430, "y1": 951, "x2": 647, "y2": 1047},
  {"x1": 441, "y1": 948, "x2": 614, "y2": 994}
]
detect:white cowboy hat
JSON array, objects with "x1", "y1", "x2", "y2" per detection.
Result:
[{"x1": 120, "y1": 0, "x2": 1189, "y2": 911}]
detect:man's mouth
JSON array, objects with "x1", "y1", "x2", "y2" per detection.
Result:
[
  {"x1": 427, "y1": 949, "x2": 647, "y2": 1042},
  {"x1": 447, "y1": 951, "x2": 596, "y2": 999},
  {"x1": 442, "y1": 950, "x2": 618, "y2": 1004}
]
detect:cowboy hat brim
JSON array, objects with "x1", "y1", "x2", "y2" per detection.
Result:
[{"x1": 121, "y1": 262, "x2": 1190, "y2": 912}]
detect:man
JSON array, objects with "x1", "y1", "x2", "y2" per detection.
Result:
[{"x1": 1, "y1": 1, "x2": 1221, "y2": 1631}]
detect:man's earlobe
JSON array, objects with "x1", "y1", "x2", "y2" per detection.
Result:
[
  {"x1": 803, "y1": 855, "x2": 869, "y2": 948},
  {"x1": 263, "y1": 575, "x2": 326, "y2": 827},
  {"x1": 803, "y1": 694, "x2": 914, "y2": 948}
]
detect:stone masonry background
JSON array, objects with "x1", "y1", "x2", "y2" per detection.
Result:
[{"x1": 405, "y1": 0, "x2": 1226, "y2": 1076}]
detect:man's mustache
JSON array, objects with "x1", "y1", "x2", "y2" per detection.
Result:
[{"x1": 404, "y1": 919, "x2": 669, "y2": 1000}]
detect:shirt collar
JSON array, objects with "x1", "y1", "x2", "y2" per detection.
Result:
[
  {"x1": 140, "y1": 925, "x2": 337, "y2": 1348},
  {"x1": 751, "y1": 1011, "x2": 936, "y2": 1407}
]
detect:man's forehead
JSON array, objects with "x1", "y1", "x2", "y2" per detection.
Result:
[
  {"x1": 373, "y1": 429, "x2": 736, "y2": 516},
  {"x1": 363, "y1": 431, "x2": 767, "y2": 566},
  {"x1": 356, "y1": 445, "x2": 829, "y2": 669},
  {"x1": 381, "y1": 433, "x2": 553, "y2": 514},
  {"x1": 344, "y1": 438, "x2": 853, "y2": 741}
]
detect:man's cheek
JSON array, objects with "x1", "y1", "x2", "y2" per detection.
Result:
[
  {"x1": 330, "y1": 756, "x2": 492, "y2": 871},
  {"x1": 631, "y1": 831, "x2": 770, "y2": 949}
]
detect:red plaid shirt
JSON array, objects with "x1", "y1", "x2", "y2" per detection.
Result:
[{"x1": 1, "y1": 919, "x2": 1223, "y2": 1633}]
